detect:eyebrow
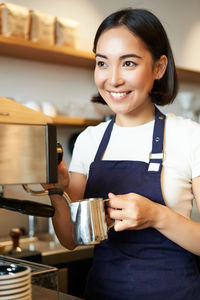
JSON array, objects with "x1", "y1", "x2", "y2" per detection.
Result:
[{"x1": 95, "y1": 53, "x2": 142, "y2": 59}]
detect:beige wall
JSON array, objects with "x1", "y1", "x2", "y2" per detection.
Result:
[
  {"x1": 2, "y1": 0, "x2": 200, "y2": 68},
  {"x1": 0, "y1": 0, "x2": 200, "y2": 236},
  {"x1": 0, "y1": 0, "x2": 200, "y2": 114}
]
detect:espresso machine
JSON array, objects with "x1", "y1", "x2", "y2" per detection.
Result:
[
  {"x1": 0, "y1": 98, "x2": 111, "y2": 249},
  {"x1": 0, "y1": 97, "x2": 64, "y2": 218},
  {"x1": 0, "y1": 98, "x2": 67, "y2": 291}
]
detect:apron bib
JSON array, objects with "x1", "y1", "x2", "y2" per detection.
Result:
[{"x1": 84, "y1": 107, "x2": 200, "y2": 300}]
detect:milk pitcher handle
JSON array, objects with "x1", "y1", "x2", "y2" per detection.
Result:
[{"x1": 103, "y1": 198, "x2": 115, "y2": 230}]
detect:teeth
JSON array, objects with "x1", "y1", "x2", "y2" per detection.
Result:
[{"x1": 110, "y1": 92, "x2": 128, "y2": 98}]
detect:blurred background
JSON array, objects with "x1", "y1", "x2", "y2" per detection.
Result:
[{"x1": 0, "y1": 0, "x2": 200, "y2": 237}]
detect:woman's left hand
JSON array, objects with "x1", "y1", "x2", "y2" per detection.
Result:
[
  {"x1": 107, "y1": 192, "x2": 159, "y2": 231},
  {"x1": 107, "y1": 185, "x2": 200, "y2": 256}
]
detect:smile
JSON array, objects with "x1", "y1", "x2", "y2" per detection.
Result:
[{"x1": 109, "y1": 91, "x2": 131, "y2": 99}]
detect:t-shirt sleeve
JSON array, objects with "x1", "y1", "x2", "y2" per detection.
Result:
[
  {"x1": 190, "y1": 122, "x2": 200, "y2": 178},
  {"x1": 69, "y1": 129, "x2": 91, "y2": 175},
  {"x1": 68, "y1": 123, "x2": 106, "y2": 176}
]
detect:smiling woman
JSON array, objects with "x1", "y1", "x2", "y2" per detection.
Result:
[
  {"x1": 92, "y1": 9, "x2": 178, "y2": 109},
  {"x1": 47, "y1": 8, "x2": 200, "y2": 300},
  {"x1": 94, "y1": 26, "x2": 168, "y2": 126}
]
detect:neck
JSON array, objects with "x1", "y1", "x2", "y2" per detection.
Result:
[{"x1": 115, "y1": 103, "x2": 155, "y2": 127}]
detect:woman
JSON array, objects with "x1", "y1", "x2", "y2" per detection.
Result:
[{"x1": 49, "y1": 8, "x2": 200, "y2": 299}]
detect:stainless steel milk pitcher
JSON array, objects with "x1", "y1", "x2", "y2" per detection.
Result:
[
  {"x1": 23, "y1": 185, "x2": 113, "y2": 245},
  {"x1": 69, "y1": 198, "x2": 111, "y2": 245}
]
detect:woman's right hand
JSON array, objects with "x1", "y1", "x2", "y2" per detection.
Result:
[
  {"x1": 42, "y1": 159, "x2": 70, "y2": 192},
  {"x1": 44, "y1": 159, "x2": 76, "y2": 250},
  {"x1": 56, "y1": 159, "x2": 70, "y2": 191}
]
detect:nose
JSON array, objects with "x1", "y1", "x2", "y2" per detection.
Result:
[{"x1": 109, "y1": 67, "x2": 124, "y2": 87}]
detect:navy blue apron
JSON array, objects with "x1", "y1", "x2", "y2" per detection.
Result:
[{"x1": 84, "y1": 107, "x2": 200, "y2": 300}]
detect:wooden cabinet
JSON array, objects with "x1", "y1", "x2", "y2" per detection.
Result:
[{"x1": 1, "y1": 35, "x2": 200, "y2": 126}]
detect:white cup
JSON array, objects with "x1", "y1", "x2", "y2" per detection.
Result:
[{"x1": 41, "y1": 102, "x2": 57, "y2": 116}]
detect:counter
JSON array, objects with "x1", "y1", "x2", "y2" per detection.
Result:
[
  {"x1": 0, "y1": 235, "x2": 93, "y2": 297},
  {"x1": 0, "y1": 234, "x2": 94, "y2": 265},
  {"x1": 33, "y1": 285, "x2": 83, "y2": 300}
]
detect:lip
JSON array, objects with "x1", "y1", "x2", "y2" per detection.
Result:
[{"x1": 107, "y1": 90, "x2": 132, "y2": 101}]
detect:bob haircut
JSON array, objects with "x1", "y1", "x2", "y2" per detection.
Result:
[{"x1": 91, "y1": 8, "x2": 178, "y2": 106}]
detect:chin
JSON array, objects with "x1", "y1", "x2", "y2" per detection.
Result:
[{"x1": 110, "y1": 105, "x2": 132, "y2": 115}]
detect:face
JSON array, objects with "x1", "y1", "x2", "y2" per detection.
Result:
[{"x1": 94, "y1": 26, "x2": 166, "y2": 125}]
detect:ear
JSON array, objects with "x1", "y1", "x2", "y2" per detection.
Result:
[{"x1": 154, "y1": 55, "x2": 168, "y2": 80}]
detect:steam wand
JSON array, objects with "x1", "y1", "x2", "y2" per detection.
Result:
[{"x1": 22, "y1": 184, "x2": 72, "y2": 206}]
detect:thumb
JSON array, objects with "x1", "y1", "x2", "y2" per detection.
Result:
[
  {"x1": 58, "y1": 158, "x2": 67, "y2": 169},
  {"x1": 108, "y1": 192, "x2": 116, "y2": 199}
]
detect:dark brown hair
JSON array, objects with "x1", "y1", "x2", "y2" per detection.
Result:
[{"x1": 91, "y1": 8, "x2": 178, "y2": 106}]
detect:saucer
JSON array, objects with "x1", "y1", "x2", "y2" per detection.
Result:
[
  {"x1": 0, "y1": 284, "x2": 30, "y2": 295},
  {"x1": 0, "y1": 274, "x2": 30, "y2": 285},
  {"x1": 0, "y1": 288, "x2": 31, "y2": 299},
  {"x1": 0, "y1": 278, "x2": 30, "y2": 290},
  {"x1": 0, "y1": 264, "x2": 30, "y2": 280}
]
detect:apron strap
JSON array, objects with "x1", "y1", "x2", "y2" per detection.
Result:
[
  {"x1": 94, "y1": 106, "x2": 166, "y2": 170},
  {"x1": 148, "y1": 107, "x2": 166, "y2": 173},
  {"x1": 94, "y1": 116, "x2": 116, "y2": 161}
]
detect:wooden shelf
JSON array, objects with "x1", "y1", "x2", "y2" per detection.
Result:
[
  {"x1": 0, "y1": 36, "x2": 200, "y2": 83},
  {"x1": 0, "y1": 35, "x2": 95, "y2": 68},
  {"x1": 53, "y1": 115, "x2": 100, "y2": 127},
  {"x1": 176, "y1": 67, "x2": 200, "y2": 84}
]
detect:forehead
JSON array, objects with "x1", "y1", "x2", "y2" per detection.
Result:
[{"x1": 96, "y1": 25, "x2": 149, "y2": 56}]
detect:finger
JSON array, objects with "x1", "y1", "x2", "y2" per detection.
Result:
[
  {"x1": 109, "y1": 192, "x2": 137, "y2": 200},
  {"x1": 107, "y1": 199, "x2": 125, "y2": 209},
  {"x1": 107, "y1": 207, "x2": 124, "y2": 220},
  {"x1": 58, "y1": 158, "x2": 66, "y2": 168},
  {"x1": 107, "y1": 196, "x2": 127, "y2": 210},
  {"x1": 58, "y1": 162, "x2": 69, "y2": 179},
  {"x1": 58, "y1": 159, "x2": 68, "y2": 174},
  {"x1": 114, "y1": 219, "x2": 133, "y2": 232},
  {"x1": 108, "y1": 192, "x2": 116, "y2": 198},
  {"x1": 114, "y1": 220, "x2": 124, "y2": 231}
]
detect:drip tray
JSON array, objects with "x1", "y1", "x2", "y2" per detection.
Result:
[
  {"x1": 5, "y1": 249, "x2": 42, "y2": 263},
  {"x1": 0, "y1": 255, "x2": 58, "y2": 290}
]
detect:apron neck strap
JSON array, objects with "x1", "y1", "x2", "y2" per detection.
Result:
[
  {"x1": 148, "y1": 106, "x2": 166, "y2": 173},
  {"x1": 151, "y1": 107, "x2": 166, "y2": 154},
  {"x1": 94, "y1": 106, "x2": 166, "y2": 164},
  {"x1": 94, "y1": 116, "x2": 116, "y2": 161}
]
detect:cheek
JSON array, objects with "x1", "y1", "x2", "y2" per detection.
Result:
[
  {"x1": 94, "y1": 70, "x2": 105, "y2": 89},
  {"x1": 131, "y1": 69, "x2": 155, "y2": 90}
]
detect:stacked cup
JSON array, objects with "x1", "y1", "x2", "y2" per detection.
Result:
[{"x1": 0, "y1": 264, "x2": 31, "y2": 300}]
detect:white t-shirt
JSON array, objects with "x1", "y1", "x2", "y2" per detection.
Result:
[{"x1": 69, "y1": 113, "x2": 200, "y2": 219}]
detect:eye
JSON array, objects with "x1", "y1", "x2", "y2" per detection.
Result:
[
  {"x1": 123, "y1": 61, "x2": 137, "y2": 67},
  {"x1": 96, "y1": 61, "x2": 107, "y2": 68}
]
